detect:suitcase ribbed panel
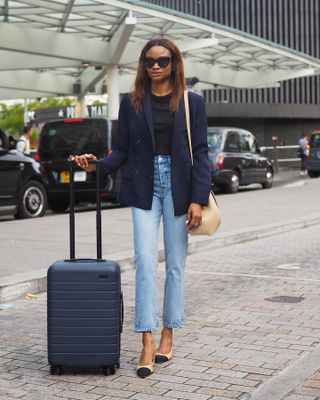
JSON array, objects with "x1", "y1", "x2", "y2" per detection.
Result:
[{"x1": 47, "y1": 259, "x2": 122, "y2": 368}]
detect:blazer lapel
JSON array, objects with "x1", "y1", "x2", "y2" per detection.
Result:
[
  {"x1": 143, "y1": 92, "x2": 155, "y2": 151},
  {"x1": 171, "y1": 95, "x2": 187, "y2": 154}
]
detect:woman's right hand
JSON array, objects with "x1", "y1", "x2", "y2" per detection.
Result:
[{"x1": 74, "y1": 153, "x2": 97, "y2": 172}]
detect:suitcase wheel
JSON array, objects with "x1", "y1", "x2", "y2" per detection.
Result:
[
  {"x1": 116, "y1": 362, "x2": 120, "y2": 369},
  {"x1": 50, "y1": 365, "x2": 63, "y2": 375},
  {"x1": 102, "y1": 366, "x2": 116, "y2": 376}
]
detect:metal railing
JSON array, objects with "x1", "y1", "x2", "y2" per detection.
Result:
[{"x1": 260, "y1": 145, "x2": 300, "y2": 173}]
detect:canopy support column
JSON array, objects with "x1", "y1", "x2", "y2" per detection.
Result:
[
  {"x1": 75, "y1": 95, "x2": 87, "y2": 117},
  {"x1": 107, "y1": 66, "x2": 120, "y2": 120}
]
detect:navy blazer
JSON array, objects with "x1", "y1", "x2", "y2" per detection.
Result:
[{"x1": 99, "y1": 91, "x2": 211, "y2": 216}]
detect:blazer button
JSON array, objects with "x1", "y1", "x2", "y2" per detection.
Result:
[
  {"x1": 184, "y1": 161, "x2": 189, "y2": 166},
  {"x1": 136, "y1": 139, "x2": 141, "y2": 145},
  {"x1": 135, "y1": 169, "x2": 139, "y2": 175}
]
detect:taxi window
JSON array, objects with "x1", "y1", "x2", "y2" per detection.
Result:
[
  {"x1": 224, "y1": 132, "x2": 240, "y2": 152},
  {"x1": 310, "y1": 134, "x2": 320, "y2": 148}
]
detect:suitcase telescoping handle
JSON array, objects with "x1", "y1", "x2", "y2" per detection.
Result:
[{"x1": 68, "y1": 158, "x2": 102, "y2": 261}]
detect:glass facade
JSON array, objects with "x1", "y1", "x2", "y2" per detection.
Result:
[{"x1": 145, "y1": 0, "x2": 320, "y2": 105}]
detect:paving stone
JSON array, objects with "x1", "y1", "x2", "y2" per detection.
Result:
[
  {"x1": 120, "y1": 383, "x2": 168, "y2": 396},
  {"x1": 0, "y1": 386, "x2": 27, "y2": 398},
  {"x1": 0, "y1": 379, "x2": 25, "y2": 389},
  {"x1": 11, "y1": 375, "x2": 57, "y2": 387},
  {"x1": 153, "y1": 380, "x2": 198, "y2": 392},
  {"x1": 3, "y1": 359, "x2": 48, "y2": 370},
  {"x1": 303, "y1": 379, "x2": 320, "y2": 389},
  {"x1": 196, "y1": 387, "x2": 241, "y2": 398},
  {"x1": 186, "y1": 378, "x2": 229, "y2": 390},
  {"x1": 89, "y1": 386, "x2": 136, "y2": 398},
  {"x1": 163, "y1": 390, "x2": 211, "y2": 400},
  {"x1": 215, "y1": 376, "x2": 258, "y2": 387},
  {"x1": 55, "y1": 389, "x2": 101, "y2": 400},
  {"x1": 48, "y1": 381, "x2": 96, "y2": 392},
  {"x1": 6, "y1": 368, "x2": 49, "y2": 378},
  {"x1": 84, "y1": 377, "x2": 128, "y2": 389},
  {"x1": 4, "y1": 353, "x2": 43, "y2": 363},
  {"x1": 174, "y1": 370, "x2": 219, "y2": 381},
  {"x1": 204, "y1": 368, "x2": 247, "y2": 379},
  {"x1": 232, "y1": 365, "x2": 276, "y2": 375},
  {"x1": 46, "y1": 374, "x2": 91, "y2": 384},
  {"x1": 17, "y1": 383, "x2": 63, "y2": 395},
  {"x1": 284, "y1": 395, "x2": 318, "y2": 400},
  {"x1": 130, "y1": 394, "x2": 167, "y2": 400},
  {"x1": 147, "y1": 373, "x2": 189, "y2": 384},
  {"x1": 227, "y1": 384, "x2": 254, "y2": 393},
  {"x1": 20, "y1": 394, "x2": 57, "y2": 400},
  {"x1": 98, "y1": 398, "x2": 137, "y2": 400}
]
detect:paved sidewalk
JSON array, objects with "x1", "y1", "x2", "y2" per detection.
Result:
[
  {"x1": 1, "y1": 223, "x2": 320, "y2": 399},
  {"x1": 1, "y1": 171, "x2": 319, "y2": 280},
  {"x1": 1, "y1": 171, "x2": 320, "y2": 303}
]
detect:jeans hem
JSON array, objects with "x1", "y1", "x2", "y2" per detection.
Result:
[
  {"x1": 135, "y1": 326, "x2": 159, "y2": 332},
  {"x1": 163, "y1": 322, "x2": 184, "y2": 329}
]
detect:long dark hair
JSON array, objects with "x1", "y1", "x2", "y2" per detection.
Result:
[{"x1": 131, "y1": 38, "x2": 187, "y2": 114}]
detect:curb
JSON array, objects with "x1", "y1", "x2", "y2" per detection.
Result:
[{"x1": 1, "y1": 213, "x2": 320, "y2": 303}]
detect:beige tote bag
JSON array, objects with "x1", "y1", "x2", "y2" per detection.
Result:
[{"x1": 184, "y1": 90, "x2": 221, "y2": 236}]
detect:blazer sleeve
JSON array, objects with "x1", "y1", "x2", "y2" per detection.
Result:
[
  {"x1": 190, "y1": 95, "x2": 211, "y2": 205},
  {"x1": 99, "y1": 96, "x2": 130, "y2": 175}
]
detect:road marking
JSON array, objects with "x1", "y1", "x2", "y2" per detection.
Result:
[
  {"x1": 281, "y1": 181, "x2": 306, "y2": 188},
  {"x1": 275, "y1": 263, "x2": 301, "y2": 270},
  {"x1": 185, "y1": 270, "x2": 320, "y2": 283}
]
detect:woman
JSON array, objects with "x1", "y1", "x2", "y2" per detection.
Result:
[{"x1": 75, "y1": 38, "x2": 211, "y2": 378}]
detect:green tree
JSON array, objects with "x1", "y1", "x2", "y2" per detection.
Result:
[
  {"x1": 92, "y1": 99, "x2": 106, "y2": 106},
  {"x1": 0, "y1": 97, "x2": 76, "y2": 136},
  {"x1": 0, "y1": 103, "x2": 24, "y2": 135},
  {"x1": 29, "y1": 97, "x2": 74, "y2": 110}
]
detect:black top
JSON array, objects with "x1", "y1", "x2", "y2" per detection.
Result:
[{"x1": 151, "y1": 92, "x2": 174, "y2": 155}]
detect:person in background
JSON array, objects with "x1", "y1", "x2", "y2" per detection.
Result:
[
  {"x1": 16, "y1": 125, "x2": 32, "y2": 155},
  {"x1": 297, "y1": 134, "x2": 308, "y2": 176}
]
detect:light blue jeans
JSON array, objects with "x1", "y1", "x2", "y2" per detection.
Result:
[{"x1": 132, "y1": 155, "x2": 188, "y2": 332}]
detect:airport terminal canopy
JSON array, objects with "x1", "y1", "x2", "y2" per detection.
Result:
[{"x1": 1, "y1": 0, "x2": 320, "y2": 102}]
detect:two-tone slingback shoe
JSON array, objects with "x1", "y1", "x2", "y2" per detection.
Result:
[
  {"x1": 136, "y1": 350, "x2": 156, "y2": 378},
  {"x1": 155, "y1": 346, "x2": 173, "y2": 364}
]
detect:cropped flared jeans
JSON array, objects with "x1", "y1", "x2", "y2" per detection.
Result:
[{"x1": 131, "y1": 155, "x2": 188, "y2": 332}]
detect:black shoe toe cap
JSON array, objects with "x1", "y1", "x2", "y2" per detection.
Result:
[
  {"x1": 155, "y1": 355, "x2": 169, "y2": 363},
  {"x1": 137, "y1": 367, "x2": 152, "y2": 378}
]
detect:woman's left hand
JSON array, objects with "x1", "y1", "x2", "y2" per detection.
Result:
[{"x1": 186, "y1": 203, "x2": 202, "y2": 232}]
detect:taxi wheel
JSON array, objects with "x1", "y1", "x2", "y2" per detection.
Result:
[
  {"x1": 224, "y1": 171, "x2": 239, "y2": 194},
  {"x1": 308, "y1": 171, "x2": 319, "y2": 178},
  {"x1": 15, "y1": 180, "x2": 47, "y2": 219},
  {"x1": 262, "y1": 169, "x2": 273, "y2": 189}
]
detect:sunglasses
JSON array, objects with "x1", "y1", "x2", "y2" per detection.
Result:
[{"x1": 142, "y1": 56, "x2": 171, "y2": 69}]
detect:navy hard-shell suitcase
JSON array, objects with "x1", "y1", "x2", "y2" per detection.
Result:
[{"x1": 47, "y1": 159, "x2": 123, "y2": 376}]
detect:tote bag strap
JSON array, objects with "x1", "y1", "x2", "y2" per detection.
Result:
[{"x1": 184, "y1": 90, "x2": 194, "y2": 165}]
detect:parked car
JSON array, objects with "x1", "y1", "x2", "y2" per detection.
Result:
[
  {"x1": 0, "y1": 128, "x2": 47, "y2": 218},
  {"x1": 306, "y1": 130, "x2": 320, "y2": 178},
  {"x1": 207, "y1": 127, "x2": 274, "y2": 193},
  {"x1": 36, "y1": 118, "x2": 120, "y2": 212}
]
